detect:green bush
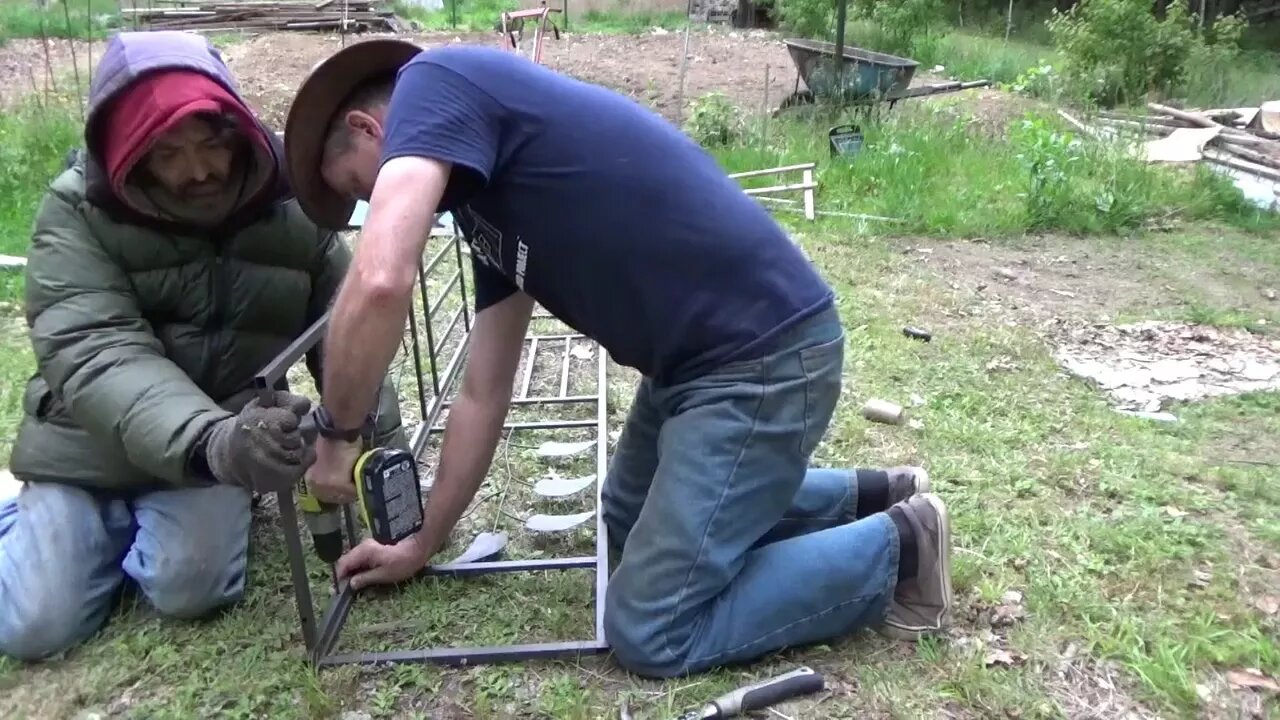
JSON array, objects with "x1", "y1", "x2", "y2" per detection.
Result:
[
  {"x1": 852, "y1": 0, "x2": 946, "y2": 58},
  {"x1": 683, "y1": 92, "x2": 745, "y2": 148},
  {"x1": 1046, "y1": 0, "x2": 1248, "y2": 107}
]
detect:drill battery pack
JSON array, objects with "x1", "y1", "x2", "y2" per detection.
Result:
[{"x1": 353, "y1": 447, "x2": 425, "y2": 545}]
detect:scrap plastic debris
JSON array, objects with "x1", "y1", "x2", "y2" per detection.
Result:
[
  {"x1": 533, "y1": 474, "x2": 596, "y2": 498},
  {"x1": 447, "y1": 531, "x2": 508, "y2": 564},
  {"x1": 525, "y1": 510, "x2": 596, "y2": 533},
  {"x1": 534, "y1": 439, "x2": 596, "y2": 457}
]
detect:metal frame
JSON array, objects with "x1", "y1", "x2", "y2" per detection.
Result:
[
  {"x1": 254, "y1": 218, "x2": 610, "y2": 668},
  {"x1": 499, "y1": 0, "x2": 562, "y2": 65}
]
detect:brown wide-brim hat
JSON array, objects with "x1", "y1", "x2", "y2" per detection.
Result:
[{"x1": 284, "y1": 38, "x2": 423, "y2": 231}]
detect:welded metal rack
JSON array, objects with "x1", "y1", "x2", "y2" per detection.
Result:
[{"x1": 253, "y1": 214, "x2": 610, "y2": 668}]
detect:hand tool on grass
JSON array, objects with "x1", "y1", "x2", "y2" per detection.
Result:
[{"x1": 675, "y1": 666, "x2": 825, "y2": 720}]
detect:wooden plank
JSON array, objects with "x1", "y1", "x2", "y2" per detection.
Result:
[{"x1": 727, "y1": 162, "x2": 816, "y2": 179}]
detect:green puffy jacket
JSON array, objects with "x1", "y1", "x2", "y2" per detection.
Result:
[
  {"x1": 8, "y1": 157, "x2": 406, "y2": 494},
  {"x1": 8, "y1": 28, "x2": 407, "y2": 493}
]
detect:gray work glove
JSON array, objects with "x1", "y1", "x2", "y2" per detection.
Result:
[{"x1": 203, "y1": 390, "x2": 315, "y2": 493}]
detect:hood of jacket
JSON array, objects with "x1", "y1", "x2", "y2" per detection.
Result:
[{"x1": 81, "y1": 30, "x2": 291, "y2": 234}]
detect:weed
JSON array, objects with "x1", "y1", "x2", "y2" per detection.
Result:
[
  {"x1": 0, "y1": 96, "x2": 81, "y2": 304},
  {"x1": 0, "y1": 0, "x2": 122, "y2": 44}
]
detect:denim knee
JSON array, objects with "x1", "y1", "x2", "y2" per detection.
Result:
[
  {"x1": 603, "y1": 579, "x2": 693, "y2": 678},
  {"x1": 0, "y1": 598, "x2": 103, "y2": 661},
  {"x1": 124, "y1": 486, "x2": 251, "y2": 619}
]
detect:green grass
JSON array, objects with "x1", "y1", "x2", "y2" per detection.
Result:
[
  {"x1": 0, "y1": 0, "x2": 121, "y2": 44},
  {"x1": 1, "y1": 65, "x2": 1278, "y2": 720},
  {"x1": 700, "y1": 100, "x2": 1279, "y2": 238},
  {"x1": 2, "y1": 213, "x2": 1277, "y2": 718},
  {"x1": 0, "y1": 97, "x2": 81, "y2": 304},
  {"x1": 392, "y1": 0, "x2": 684, "y2": 33}
]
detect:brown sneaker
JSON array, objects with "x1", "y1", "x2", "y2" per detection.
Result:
[{"x1": 881, "y1": 493, "x2": 953, "y2": 641}]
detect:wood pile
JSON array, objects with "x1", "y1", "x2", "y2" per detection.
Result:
[
  {"x1": 123, "y1": 0, "x2": 409, "y2": 33},
  {"x1": 1087, "y1": 102, "x2": 1280, "y2": 185}
]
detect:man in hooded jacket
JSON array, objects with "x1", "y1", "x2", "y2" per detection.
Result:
[{"x1": 0, "y1": 30, "x2": 404, "y2": 662}]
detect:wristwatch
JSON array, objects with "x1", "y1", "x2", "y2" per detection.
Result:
[{"x1": 313, "y1": 404, "x2": 372, "y2": 443}]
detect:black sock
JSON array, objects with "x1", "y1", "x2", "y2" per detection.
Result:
[
  {"x1": 854, "y1": 469, "x2": 890, "y2": 519},
  {"x1": 887, "y1": 506, "x2": 918, "y2": 581}
]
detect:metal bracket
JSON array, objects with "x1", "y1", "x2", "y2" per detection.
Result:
[{"x1": 252, "y1": 221, "x2": 611, "y2": 668}]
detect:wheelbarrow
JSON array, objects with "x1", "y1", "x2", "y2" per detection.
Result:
[{"x1": 777, "y1": 38, "x2": 991, "y2": 113}]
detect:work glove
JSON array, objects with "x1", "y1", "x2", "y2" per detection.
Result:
[{"x1": 203, "y1": 390, "x2": 315, "y2": 493}]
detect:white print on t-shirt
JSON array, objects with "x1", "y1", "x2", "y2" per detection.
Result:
[
  {"x1": 514, "y1": 237, "x2": 529, "y2": 290},
  {"x1": 457, "y1": 205, "x2": 504, "y2": 271}
]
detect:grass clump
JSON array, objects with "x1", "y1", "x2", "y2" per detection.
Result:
[
  {"x1": 391, "y1": 0, "x2": 683, "y2": 33},
  {"x1": 0, "y1": 97, "x2": 81, "y2": 304},
  {"x1": 0, "y1": 0, "x2": 121, "y2": 44},
  {"x1": 698, "y1": 97, "x2": 1278, "y2": 237}
]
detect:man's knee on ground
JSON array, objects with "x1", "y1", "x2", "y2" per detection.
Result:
[
  {"x1": 603, "y1": 591, "x2": 698, "y2": 678},
  {"x1": 129, "y1": 525, "x2": 248, "y2": 618},
  {"x1": 136, "y1": 551, "x2": 247, "y2": 619},
  {"x1": 0, "y1": 596, "x2": 100, "y2": 662}
]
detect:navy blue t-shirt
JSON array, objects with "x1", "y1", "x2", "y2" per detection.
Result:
[{"x1": 379, "y1": 45, "x2": 834, "y2": 386}]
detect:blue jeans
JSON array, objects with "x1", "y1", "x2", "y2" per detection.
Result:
[
  {"x1": 0, "y1": 481, "x2": 251, "y2": 661},
  {"x1": 601, "y1": 306, "x2": 900, "y2": 677}
]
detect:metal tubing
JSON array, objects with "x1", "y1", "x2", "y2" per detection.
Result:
[
  {"x1": 276, "y1": 489, "x2": 318, "y2": 654},
  {"x1": 312, "y1": 578, "x2": 356, "y2": 664},
  {"x1": 594, "y1": 349, "x2": 609, "y2": 643},
  {"x1": 429, "y1": 418, "x2": 595, "y2": 433},
  {"x1": 422, "y1": 236, "x2": 454, "y2": 278},
  {"x1": 428, "y1": 270, "x2": 461, "y2": 322},
  {"x1": 405, "y1": 305, "x2": 431, "y2": 439},
  {"x1": 255, "y1": 313, "x2": 329, "y2": 397},
  {"x1": 520, "y1": 337, "x2": 538, "y2": 399},
  {"x1": 443, "y1": 394, "x2": 596, "y2": 410},
  {"x1": 319, "y1": 640, "x2": 609, "y2": 668},
  {"x1": 422, "y1": 556, "x2": 596, "y2": 577},
  {"x1": 408, "y1": 305, "x2": 467, "y2": 458},
  {"x1": 559, "y1": 337, "x2": 571, "y2": 398},
  {"x1": 451, "y1": 233, "x2": 472, "y2": 332},
  {"x1": 415, "y1": 260, "x2": 442, "y2": 398}
]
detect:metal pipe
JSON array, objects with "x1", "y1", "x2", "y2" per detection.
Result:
[
  {"x1": 428, "y1": 418, "x2": 595, "y2": 433},
  {"x1": 520, "y1": 337, "x2": 538, "y2": 399},
  {"x1": 559, "y1": 337, "x2": 571, "y2": 398},
  {"x1": 423, "y1": 556, "x2": 596, "y2": 576},
  {"x1": 427, "y1": 270, "x2": 461, "y2": 322},
  {"x1": 443, "y1": 394, "x2": 596, "y2": 410},
  {"x1": 319, "y1": 639, "x2": 609, "y2": 668},
  {"x1": 593, "y1": 348, "x2": 609, "y2": 643},
  {"x1": 452, "y1": 233, "x2": 472, "y2": 333},
  {"x1": 277, "y1": 490, "x2": 318, "y2": 654},
  {"x1": 415, "y1": 260, "x2": 441, "y2": 398}
]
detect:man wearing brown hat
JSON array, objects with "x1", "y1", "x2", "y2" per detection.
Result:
[{"x1": 285, "y1": 39, "x2": 954, "y2": 678}]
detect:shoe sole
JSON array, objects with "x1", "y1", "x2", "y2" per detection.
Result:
[
  {"x1": 913, "y1": 467, "x2": 931, "y2": 495},
  {"x1": 880, "y1": 493, "x2": 953, "y2": 641}
]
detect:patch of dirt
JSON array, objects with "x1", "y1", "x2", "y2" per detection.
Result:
[
  {"x1": 911, "y1": 234, "x2": 1279, "y2": 332},
  {"x1": 909, "y1": 236, "x2": 1169, "y2": 329},
  {"x1": 219, "y1": 27, "x2": 799, "y2": 127},
  {"x1": 0, "y1": 38, "x2": 105, "y2": 109}
]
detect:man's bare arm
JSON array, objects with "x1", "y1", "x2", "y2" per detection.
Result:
[
  {"x1": 412, "y1": 290, "x2": 534, "y2": 560},
  {"x1": 320, "y1": 156, "x2": 451, "y2": 430}
]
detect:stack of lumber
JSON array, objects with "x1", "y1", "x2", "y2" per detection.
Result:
[
  {"x1": 1091, "y1": 102, "x2": 1280, "y2": 184},
  {"x1": 123, "y1": 0, "x2": 408, "y2": 33}
]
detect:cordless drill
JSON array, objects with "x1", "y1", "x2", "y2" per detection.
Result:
[{"x1": 297, "y1": 409, "x2": 425, "y2": 579}]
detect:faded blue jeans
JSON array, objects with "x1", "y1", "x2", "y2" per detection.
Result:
[
  {"x1": 0, "y1": 481, "x2": 251, "y2": 661},
  {"x1": 602, "y1": 305, "x2": 900, "y2": 677}
]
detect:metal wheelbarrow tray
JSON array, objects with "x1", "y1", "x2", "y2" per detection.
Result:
[{"x1": 778, "y1": 38, "x2": 991, "y2": 111}]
